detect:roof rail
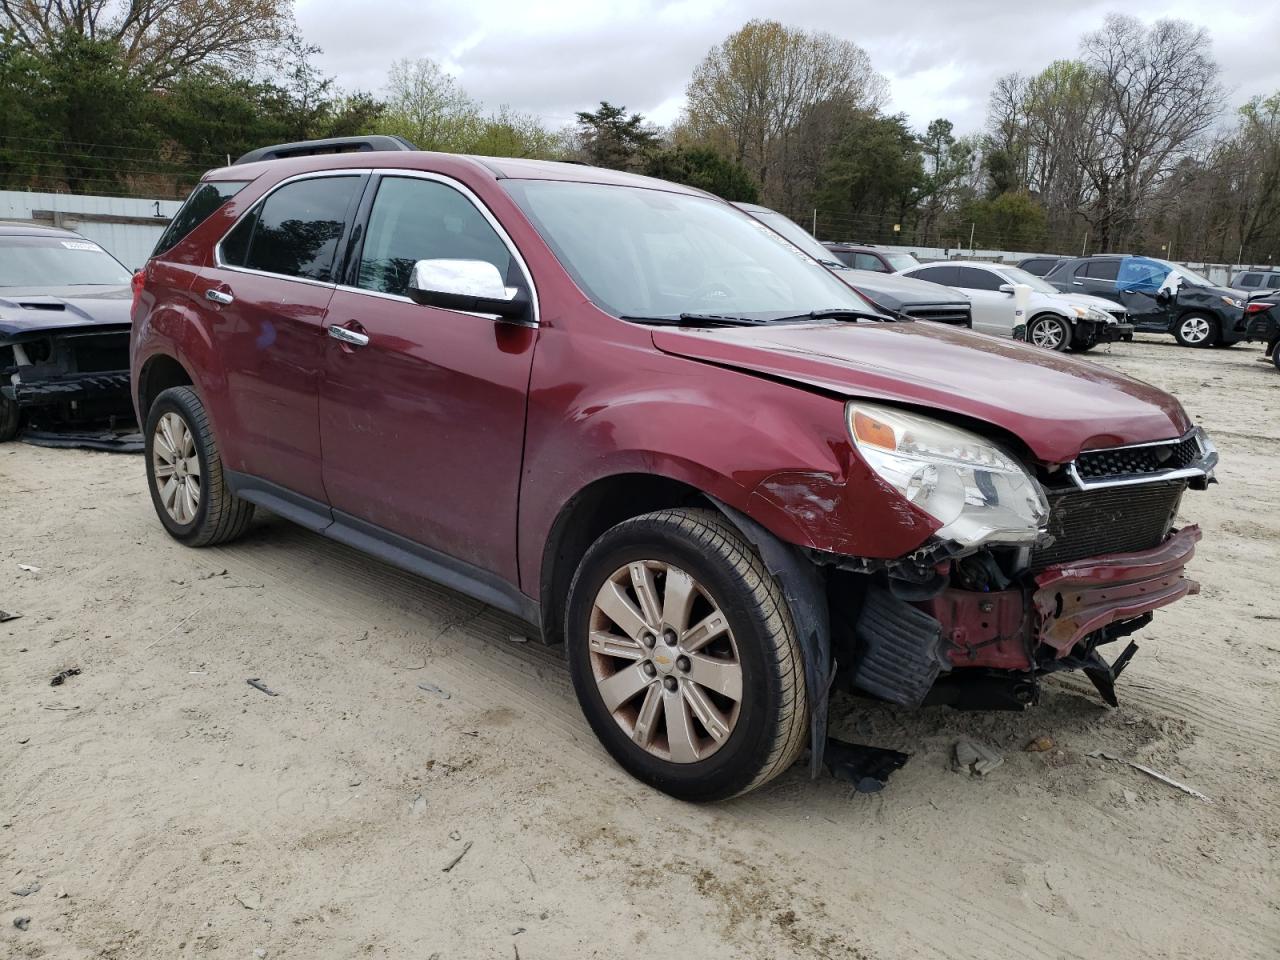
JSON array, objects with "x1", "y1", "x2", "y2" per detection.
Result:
[{"x1": 233, "y1": 135, "x2": 419, "y2": 166}]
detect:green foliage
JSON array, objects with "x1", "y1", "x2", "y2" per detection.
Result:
[
  {"x1": 958, "y1": 191, "x2": 1048, "y2": 249},
  {"x1": 573, "y1": 101, "x2": 659, "y2": 170},
  {"x1": 644, "y1": 147, "x2": 759, "y2": 201},
  {"x1": 815, "y1": 112, "x2": 922, "y2": 235}
]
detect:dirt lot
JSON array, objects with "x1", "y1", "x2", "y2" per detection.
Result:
[{"x1": 2, "y1": 335, "x2": 1277, "y2": 960}]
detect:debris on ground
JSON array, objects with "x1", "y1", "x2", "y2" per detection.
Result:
[
  {"x1": 1088, "y1": 750, "x2": 1212, "y2": 803},
  {"x1": 246, "y1": 678, "x2": 279, "y2": 697},
  {"x1": 507, "y1": 634, "x2": 529, "y2": 644},
  {"x1": 234, "y1": 890, "x2": 263, "y2": 910},
  {"x1": 18, "y1": 564, "x2": 40, "y2": 573},
  {"x1": 442, "y1": 840, "x2": 473, "y2": 873},
  {"x1": 11, "y1": 880, "x2": 41, "y2": 896},
  {"x1": 14, "y1": 916, "x2": 31, "y2": 930},
  {"x1": 50, "y1": 667, "x2": 81, "y2": 687},
  {"x1": 954, "y1": 739, "x2": 1004, "y2": 776},
  {"x1": 409, "y1": 794, "x2": 427, "y2": 815},
  {"x1": 254, "y1": 949, "x2": 267, "y2": 959},
  {"x1": 0, "y1": 610, "x2": 20, "y2": 623},
  {"x1": 198, "y1": 569, "x2": 229, "y2": 580},
  {"x1": 417, "y1": 681, "x2": 450, "y2": 700},
  {"x1": 822, "y1": 737, "x2": 910, "y2": 793},
  {"x1": 1024, "y1": 735, "x2": 1055, "y2": 752}
]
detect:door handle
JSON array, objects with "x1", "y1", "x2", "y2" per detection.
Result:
[
  {"x1": 328, "y1": 324, "x2": 369, "y2": 348},
  {"x1": 205, "y1": 288, "x2": 234, "y2": 305},
  {"x1": 1071, "y1": 280, "x2": 1084, "y2": 286}
]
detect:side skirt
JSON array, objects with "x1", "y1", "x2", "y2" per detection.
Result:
[{"x1": 226, "y1": 471, "x2": 541, "y2": 626}]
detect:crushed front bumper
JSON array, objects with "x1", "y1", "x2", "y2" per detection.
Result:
[
  {"x1": 1098, "y1": 321, "x2": 1135, "y2": 342},
  {"x1": 920, "y1": 526, "x2": 1200, "y2": 673}
]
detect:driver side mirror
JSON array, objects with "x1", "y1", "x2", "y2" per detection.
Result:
[
  {"x1": 998, "y1": 283, "x2": 1015, "y2": 295},
  {"x1": 407, "y1": 259, "x2": 528, "y2": 319}
]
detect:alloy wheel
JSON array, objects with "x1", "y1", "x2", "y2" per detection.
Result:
[
  {"x1": 152, "y1": 411, "x2": 202, "y2": 525},
  {"x1": 1180, "y1": 316, "x2": 1211, "y2": 344},
  {"x1": 1031, "y1": 318, "x2": 1065, "y2": 350},
  {"x1": 588, "y1": 560, "x2": 743, "y2": 763}
]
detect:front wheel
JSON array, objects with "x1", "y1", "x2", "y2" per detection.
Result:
[
  {"x1": 0, "y1": 395, "x2": 19, "y2": 442},
  {"x1": 1028, "y1": 314, "x2": 1071, "y2": 351},
  {"x1": 144, "y1": 386, "x2": 254, "y2": 546},
  {"x1": 565, "y1": 508, "x2": 808, "y2": 802},
  {"x1": 1173, "y1": 313, "x2": 1219, "y2": 347}
]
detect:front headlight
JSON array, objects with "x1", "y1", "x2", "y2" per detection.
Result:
[
  {"x1": 847, "y1": 402, "x2": 1049, "y2": 549},
  {"x1": 1221, "y1": 296, "x2": 1245, "y2": 309}
]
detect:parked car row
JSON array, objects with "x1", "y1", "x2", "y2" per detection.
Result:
[{"x1": 124, "y1": 136, "x2": 1222, "y2": 800}]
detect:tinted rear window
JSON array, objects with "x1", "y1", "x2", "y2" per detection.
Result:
[
  {"x1": 1083, "y1": 259, "x2": 1120, "y2": 281},
  {"x1": 153, "y1": 181, "x2": 250, "y2": 257},
  {"x1": 227, "y1": 176, "x2": 361, "y2": 282}
]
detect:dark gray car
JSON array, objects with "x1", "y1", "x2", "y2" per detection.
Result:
[
  {"x1": 734, "y1": 204, "x2": 971, "y2": 327},
  {"x1": 0, "y1": 222, "x2": 135, "y2": 441}
]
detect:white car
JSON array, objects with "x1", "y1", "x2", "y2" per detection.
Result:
[{"x1": 899, "y1": 260, "x2": 1133, "y2": 351}]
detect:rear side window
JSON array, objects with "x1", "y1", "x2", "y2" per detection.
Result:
[
  {"x1": 1239, "y1": 273, "x2": 1261, "y2": 287},
  {"x1": 911, "y1": 265, "x2": 957, "y2": 285},
  {"x1": 153, "y1": 181, "x2": 249, "y2": 257},
  {"x1": 1082, "y1": 260, "x2": 1119, "y2": 281},
  {"x1": 356, "y1": 176, "x2": 513, "y2": 297},
  {"x1": 828, "y1": 249, "x2": 855, "y2": 268},
  {"x1": 954, "y1": 266, "x2": 1002, "y2": 291},
  {"x1": 222, "y1": 176, "x2": 361, "y2": 282},
  {"x1": 852, "y1": 252, "x2": 884, "y2": 271}
]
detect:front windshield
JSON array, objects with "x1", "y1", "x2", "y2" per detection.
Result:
[
  {"x1": 0, "y1": 236, "x2": 132, "y2": 287},
  {"x1": 884, "y1": 253, "x2": 920, "y2": 272},
  {"x1": 503, "y1": 180, "x2": 877, "y2": 320},
  {"x1": 746, "y1": 209, "x2": 844, "y2": 267},
  {"x1": 994, "y1": 265, "x2": 1058, "y2": 295}
]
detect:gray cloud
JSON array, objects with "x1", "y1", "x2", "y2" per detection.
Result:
[{"x1": 295, "y1": 0, "x2": 1280, "y2": 135}]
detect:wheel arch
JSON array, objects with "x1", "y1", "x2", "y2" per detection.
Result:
[{"x1": 137, "y1": 353, "x2": 195, "y2": 419}]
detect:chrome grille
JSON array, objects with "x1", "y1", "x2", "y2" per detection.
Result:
[{"x1": 1032, "y1": 480, "x2": 1185, "y2": 569}]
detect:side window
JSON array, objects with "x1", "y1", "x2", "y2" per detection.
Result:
[
  {"x1": 357, "y1": 176, "x2": 513, "y2": 297},
  {"x1": 1238, "y1": 273, "x2": 1261, "y2": 288},
  {"x1": 154, "y1": 180, "x2": 249, "y2": 257},
  {"x1": 1268, "y1": 274, "x2": 1280, "y2": 289},
  {"x1": 829, "y1": 249, "x2": 855, "y2": 268},
  {"x1": 910, "y1": 265, "x2": 956, "y2": 286},
  {"x1": 852, "y1": 252, "x2": 883, "y2": 271},
  {"x1": 228, "y1": 176, "x2": 360, "y2": 281},
  {"x1": 1083, "y1": 259, "x2": 1119, "y2": 281},
  {"x1": 954, "y1": 267, "x2": 1001, "y2": 291}
]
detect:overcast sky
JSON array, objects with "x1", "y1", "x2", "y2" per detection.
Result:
[{"x1": 296, "y1": 0, "x2": 1280, "y2": 136}]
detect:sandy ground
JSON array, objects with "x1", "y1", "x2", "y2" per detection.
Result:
[{"x1": 2, "y1": 335, "x2": 1277, "y2": 960}]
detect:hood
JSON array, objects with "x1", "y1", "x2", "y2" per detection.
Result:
[
  {"x1": 1052, "y1": 292, "x2": 1125, "y2": 314},
  {"x1": 838, "y1": 269, "x2": 969, "y2": 312},
  {"x1": 652, "y1": 320, "x2": 1190, "y2": 464},
  {"x1": 0, "y1": 285, "x2": 132, "y2": 338}
]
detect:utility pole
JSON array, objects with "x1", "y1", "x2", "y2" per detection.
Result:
[
  {"x1": 1237, "y1": 243, "x2": 1243, "y2": 268},
  {"x1": 968, "y1": 222, "x2": 975, "y2": 253},
  {"x1": 812, "y1": 209, "x2": 817, "y2": 238},
  {"x1": 1081, "y1": 232, "x2": 1088, "y2": 257}
]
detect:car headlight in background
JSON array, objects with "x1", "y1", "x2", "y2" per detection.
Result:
[{"x1": 847, "y1": 402, "x2": 1049, "y2": 549}]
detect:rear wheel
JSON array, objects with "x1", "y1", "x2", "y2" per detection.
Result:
[
  {"x1": 144, "y1": 386, "x2": 254, "y2": 546},
  {"x1": 0, "y1": 395, "x2": 18, "y2": 442},
  {"x1": 565, "y1": 508, "x2": 808, "y2": 801},
  {"x1": 1028, "y1": 314, "x2": 1071, "y2": 351},
  {"x1": 1173, "y1": 313, "x2": 1219, "y2": 347}
]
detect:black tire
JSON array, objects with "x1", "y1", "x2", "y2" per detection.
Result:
[
  {"x1": 1027, "y1": 314, "x2": 1072, "y2": 352},
  {"x1": 565, "y1": 508, "x2": 808, "y2": 802},
  {"x1": 1273, "y1": 343, "x2": 1280, "y2": 372},
  {"x1": 1173, "y1": 313, "x2": 1219, "y2": 348},
  {"x1": 0, "y1": 395, "x2": 19, "y2": 442},
  {"x1": 144, "y1": 385, "x2": 254, "y2": 546}
]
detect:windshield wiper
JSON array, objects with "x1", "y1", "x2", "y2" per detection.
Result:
[
  {"x1": 772, "y1": 307, "x2": 894, "y2": 323},
  {"x1": 621, "y1": 313, "x2": 775, "y2": 328}
]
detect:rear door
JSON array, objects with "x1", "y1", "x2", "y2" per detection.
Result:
[
  {"x1": 190, "y1": 172, "x2": 364, "y2": 505},
  {"x1": 1070, "y1": 258, "x2": 1122, "y2": 302},
  {"x1": 318, "y1": 172, "x2": 538, "y2": 583}
]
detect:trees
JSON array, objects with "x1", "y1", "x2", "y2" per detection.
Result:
[
  {"x1": 572, "y1": 102, "x2": 658, "y2": 170},
  {"x1": 815, "y1": 112, "x2": 920, "y2": 240},
  {"x1": 683, "y1": 19, "x2": 885, "y2": 203},
  {"x1": 0, "y1": 0, "x2": 290, "y2": 84},
  {"x1": 644, "y1": 147, "x2": 759, "y2": 201}
]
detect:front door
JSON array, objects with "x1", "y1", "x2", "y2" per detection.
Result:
[
  {"x1": 952, "y1": 266, "x2": 1015, "y2": 336},
  {"x1": 1115, "y1": 257, "x2": 1176, "y2": 332},
  {"x1": 318, "y1": 173, "x2": 538, "y2": 583},
  {"x1": 191, "y1": 173, "x2": 364, "y2": 502}
]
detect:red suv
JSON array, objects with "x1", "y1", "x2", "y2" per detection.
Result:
[{"x1": 131, "y1": 143, "x2": 1216, "y2": 801}]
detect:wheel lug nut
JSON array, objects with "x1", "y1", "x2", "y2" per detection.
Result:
[
  {"x1": 643, "y1": 662, "x2": 656, "y2": 677},
  {"x1": 663, "y1": 677, "x2": 677, "y2": 692},
  {"x1": 663, "y1": 629, "x2": 677, "y2": 645},
  {"x1": 642, "y1": 633, "x2": 656, "y2": 648},
  {"x1": 676, "y1": 656, "x2": 690, "y2": 672}
]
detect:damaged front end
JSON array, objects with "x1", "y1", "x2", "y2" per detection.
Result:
[
  {"x1": 1, "y1": 324, "x2": 135, "y2": 437},
  {"x1": 826, "y1": 423, "x2": 1216, "y2": 712}
]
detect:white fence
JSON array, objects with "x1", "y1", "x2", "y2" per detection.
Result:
[{"x1": 0, "y1": 190, "x2": 180, "y2": 269}]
